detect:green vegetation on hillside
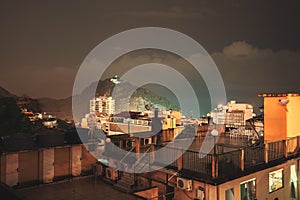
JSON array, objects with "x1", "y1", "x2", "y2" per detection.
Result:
[
  {"x1": 130, "y1": 88, "x2": 180, "y2": 111},
  {"x1": 0, "y1": 98, "x2": 32, "y2": 136}
]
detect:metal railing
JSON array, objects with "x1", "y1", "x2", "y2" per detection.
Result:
[
  {"x1": 244, "y1": 146, "x2": 264, "y2": 169},
  {"x1": 157, "y1": 136, "x2": 299, "y2": 179},
  {"x1": 120, "y1": 144, "x2": 136, "y2": 163},
  {"x1": 182, "y1": 151, "x2": 212, "y2": 177},
  {"x1": 134, "y1": 146, "x2": 152, "y2": 173},
  {"x1": 217, "y1": 149, "x2": 242, "y2": 178},
  {"x1": 103, "y1": 136, "x2": 300, "y2": 180},
  {"x1": 153, "y1": 146, "x2": 180, "y2": 170},
  {"x1": 286, "y1": 137, "x2": 298, "y2": 156},
  {"x1": 268, "y1": 140, "x2": 285, "y2": 161}
]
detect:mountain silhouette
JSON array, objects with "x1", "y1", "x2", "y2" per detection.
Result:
[
  {"x1": 0, "y1": 78, "x2": 179, "y2": 122},
  {"x1": 0, "y1": 87, "x2": 16, "y2": 98}
]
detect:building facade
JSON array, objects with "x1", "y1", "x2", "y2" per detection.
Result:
[
  {"x1": 209, "y1": 100, "x2": 254, "y2": 128},
  {"x1": 90, "y1": 96, "x2": 115, "y2": 115}
]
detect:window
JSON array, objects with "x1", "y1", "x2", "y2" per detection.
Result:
[
  {"x1": 269, "y1": 169, "x2": 283, "y2": 193},
  {"x1": 225, "y1": 188, "x2": 234, "y2": 200},
  {"x1": 291, "y1": 165, "x2": 297, "y2": 198},
  {"x1": 240, "y1": 178, "x2": 256, "y2": 200}
]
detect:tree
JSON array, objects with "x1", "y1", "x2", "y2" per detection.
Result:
[{"x1": 0, "y1": 97, "x2": 32, "y2": 136}]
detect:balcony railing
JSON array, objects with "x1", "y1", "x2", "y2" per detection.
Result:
[
  {"x1": 286, "y1": 137, "x2": 299, "y2": 156},
  {"x1": 106, "y1": 136, "x2": 300, "y2": 181},
  {"x1": 217, "y1": 149, "x2": 241, "y2": 178},
  {"x1": 244, "y1": 146, "x2": 264, "y2": 169},
  {"x1": 182, "y1": 151, "x2": 212, "y2": 177},
  {"x1": 267, "y1": 140, "x2": 285, "y2": 162},
  {"x1": 154, "y1": 136, "x2": 300, "y2": 181},
  {"x1": 153, "y1": 146, "x2": 180, "y2": 170}
]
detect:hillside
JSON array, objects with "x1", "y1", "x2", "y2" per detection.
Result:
[
  {"x1": 0, "y1": 78, "x2": 179, "y2": 122},
  {"x1": 38, "y1": 97, "x2": 72, "y2": 120},
  {"x1": 130, "y1": 87, "x2": 179, "y2": 111},
  {"x1": 38, "y1": 78, "x2": 179, "y2": 121},
  {"x1": 0, "y1": 98, "x2": 32, "y2": 136},
  {"x1": 0, "y1": 87, "x2": 16, "y2": 98}
]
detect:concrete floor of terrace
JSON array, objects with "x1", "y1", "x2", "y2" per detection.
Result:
[{"x1": 17, "y1": 176, "x2": 144, "y2": 200}]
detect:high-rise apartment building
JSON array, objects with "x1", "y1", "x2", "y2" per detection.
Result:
[{"x1": 90, "y1": 96, "x2": 115, "y2": 115}]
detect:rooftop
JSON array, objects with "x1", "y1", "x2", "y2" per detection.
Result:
[
  {"x1": 17, "y1": 176, "x2": 144, "y2": 200},
  {"x1": 156, "y1": 134, "x2": 299, "y2": 184},
  {"x1": 106, "y1": 132, "x2": 299, "y2": 185}
]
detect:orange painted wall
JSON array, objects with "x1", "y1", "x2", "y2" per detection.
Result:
[
  {"x1": 286, "y1": 96, "x2": 300, "y2": 137},
  {"x1": 264, "y1": 95, "x2": 300, "y2": 142},
  {"x1": 264, "y1": 97, "x2": 287, "y2": 142}
]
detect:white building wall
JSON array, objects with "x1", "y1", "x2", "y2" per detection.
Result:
[
  {"x1": 89, "y1": 96, "x2": 115, "y2": 115},
  {"x1": 209, "y1": 101, "x2": 254, "y2": 125}
]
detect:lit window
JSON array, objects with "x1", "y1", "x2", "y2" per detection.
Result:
[{"x1": 269, "y1": 169, "x2": 283, "y2": 193}]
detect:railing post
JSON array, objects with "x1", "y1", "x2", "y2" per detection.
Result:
[
  {"x1": 283, "y1": 140, "x2": 288, "y2": 158},
  {"x1": 69, "y1": 146, "x2": 72, "y2": 178},
  {"x1": 95, "y1": 142, "x2": 99, "y2": 159},
  {"x1": 212, "y1": 155, "x2": 215, "y2": 178},
  {"x1": 177, "y1": 150, "x2": 183, "y2": 171},
  {"x1": 264, "y1": 143, "x2": 269, "y2": 164},
  {"x1": 212, "y1": 154, "x2": 218, "y2": 178},
  {"x1": 215, "y1": 155, "x2": 218, "y2": 178},
  {"x1": 150, "y1": 144, "x2": 155, "y2": 164},
  {"x1": 136, "y1": 138, "x2": 141, "y2": 160},
  {"x1": 240, "y1": 149, "x2": 245, "y2": 171},
  {"x1": 297, "y1": 136, "x2": 300, "y2": 152}
]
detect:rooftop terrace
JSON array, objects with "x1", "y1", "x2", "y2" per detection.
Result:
[{"x1": 106, "y1": 132, "x2": 300, "y2": 185}]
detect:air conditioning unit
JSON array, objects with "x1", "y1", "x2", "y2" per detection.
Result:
[
  {"x1": 106, "y1": 168, "x2": 119, "y2": 181},
  {"x1": 177, "y1": 177, "x2": 192, "y2": 191},
  {"x1": 196, "y1": 187, "x2": 205, "y2": 200},
  {"x1": 142, "y1": 138, "x2": 152, "y2": 146}
]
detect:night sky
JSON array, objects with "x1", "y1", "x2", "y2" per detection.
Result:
[{"x1": 1, "y1": 0, "x2": 300, "y2": 112}]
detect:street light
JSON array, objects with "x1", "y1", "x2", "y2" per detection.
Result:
[{"x1": 211, "y1": 129, "x2": 219, "y2": 154}]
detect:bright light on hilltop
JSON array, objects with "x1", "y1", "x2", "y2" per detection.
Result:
[{"x1": 110, "y1": 75, "x2": 123, "y2": 84}]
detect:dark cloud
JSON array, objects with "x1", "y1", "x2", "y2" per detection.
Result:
[
  {"x1": 0, "y1": 0, "x2": 299, "y2": 105},
  {"x1": 0, "y1": 66, "x2": 78, "y2": 99},
  {"x1": 212, "y1": 41, "x2": 300, "y2": 110}
]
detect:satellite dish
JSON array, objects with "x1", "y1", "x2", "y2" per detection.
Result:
[{"x1": 279, "y1": 98, "x2": 289, "y2": 106}]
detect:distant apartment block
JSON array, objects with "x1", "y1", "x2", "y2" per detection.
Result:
[
  {"x1": 209, "y1": 100, "x2": 254, "y2": 127},
  {"x1": 90, "y1": 96, "x2": 115, "y2": 115}
]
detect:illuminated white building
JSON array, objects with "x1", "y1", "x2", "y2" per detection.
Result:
[
  {"x1": 90, "y1": 96, "x2": 115, "y2": 115},
  {"x1": 209, "y1": 100, "x2": 255, "y2": 126}
]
